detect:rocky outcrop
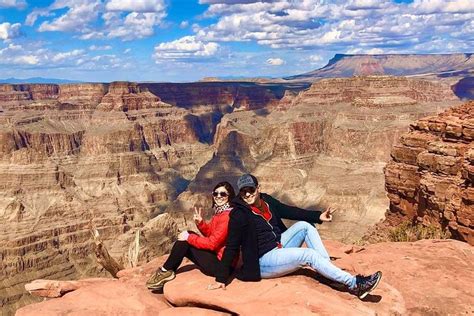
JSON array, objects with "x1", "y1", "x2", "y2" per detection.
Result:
[
  {"x1": 0, "y1": 88, "x2": 217, "y2": 314},
  {"x1": 16, "y1": 239, "x2": 474, "y2": 315},
  {"x1": 0, "y1": 84, "x2": 59, "y2": 103},
  {"x1": 288, "y1": 76, "x2": 458, "y2": 108},
  {"x1": 0, "y1": 80, "x2": 308, "y2": 314},
  {"x1": 97, "y1": 82, "x2": 170, "y2": 111},
  {"x1": 383, "y1": 101, "x2": 474, "y2": 244},
  {"x1": 58, "y1": 83, "x2": 107, "y2": 107},
  {"x1": 141, "y1": 82, "x2": 309, "y2": 110},
  {"x1": 0, "y1": 77, "x2": 463, "y2": 314},
  {"x1": 169, "y1": 76, "x2": 460, "y2": 242}
]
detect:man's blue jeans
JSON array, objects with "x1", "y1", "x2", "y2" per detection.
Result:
[{"x1": 259, "y1": 221, "x2": 357, "y2": 289}]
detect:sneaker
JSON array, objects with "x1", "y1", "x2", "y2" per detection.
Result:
[
  {"x1": 146, "y1": 268, "x2": 176, "y2": 290},
  {"x1": 350, "y1": 271, "x2": 382, "y2": 299}
]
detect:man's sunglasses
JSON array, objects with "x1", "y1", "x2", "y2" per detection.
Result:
[
  {"x1": 239, "y1": 187, "x2": 257, "y2": 197},
  {"x1": 212, "y1": 191, "x2": 229, "y2": 198}
]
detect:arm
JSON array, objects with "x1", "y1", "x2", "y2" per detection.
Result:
[
  {"x1": 214, "y1": 210, "x2": 246, "y2": 284},
  {"x1": 263, "y1": 194, "x2": 323, "y2": 224},
  {"x1": 188, "y1": 214, "x2": 230, "y2": 251},
  {"x1": 196, "y1": 220, "x2": 211, "y2": 237}
]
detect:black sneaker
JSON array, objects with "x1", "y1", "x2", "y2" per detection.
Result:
[
  {"x1": 350, "y1": 271, "x2": 382, "y2": 299},
  {"x1": 146, "y1": 268, "x2": 176, "y2": 290}
]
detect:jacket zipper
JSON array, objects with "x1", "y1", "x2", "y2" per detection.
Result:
[{"x1": 250, "y1": 201, "x2": 277, "y2": 240}]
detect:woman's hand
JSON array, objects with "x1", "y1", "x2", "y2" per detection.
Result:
[
  {"x1": 193, "y1": 206, "x2": 203, "y2": 223},
  {"x1": 207, "y1": 282, "x2": 226, "y2": 290},
  {"x1": 319, "y1": 207, "x2": 336, "y2": 222},
  {"x1": 177, "y1": 231, "x2": 189, "y2": 241}
]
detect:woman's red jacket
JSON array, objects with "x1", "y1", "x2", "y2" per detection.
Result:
[{"x1": 187, "y1": 210, "x2": 231, "y2": 260}]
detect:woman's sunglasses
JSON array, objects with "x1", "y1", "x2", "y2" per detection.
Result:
[{"x1": 212, "y1": 191, "x2": 229, "y2": 198}]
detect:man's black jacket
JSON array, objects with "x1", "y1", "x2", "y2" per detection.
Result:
[{"x1": 215, "y1": 193, "x2": 323, "y2": 284}]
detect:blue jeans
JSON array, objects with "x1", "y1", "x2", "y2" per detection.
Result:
[{"x1": 259, "y1": 221, "x2": 356, "y2": 289}]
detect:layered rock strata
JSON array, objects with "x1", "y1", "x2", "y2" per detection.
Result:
[
  {"x1": 167, "y1": 76, "x2": 460, "y2": 242},
  {"x1": 383, "y1": 101, "x2": 474, "y2": 244},
  {"x1": 0, "y1": 82, "x2": 225, "y2": 314},
  {"x1": 0, "y1": 79, "x2": 308, "y2": 314},
  {"x1": 0, "y1": 77, "x2": 463, "y2": 314}
]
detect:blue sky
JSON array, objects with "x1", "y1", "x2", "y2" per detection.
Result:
[{"x1": 0, "y1": 0, "x2": 473, "y2": 82}]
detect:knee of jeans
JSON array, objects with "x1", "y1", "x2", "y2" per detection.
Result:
[
  {"x1": 300, "y1": 248, "x2": 318, "y2": 262},
  {"x1": 297, "y1": 221, "x2": 312, "y2": 231}
]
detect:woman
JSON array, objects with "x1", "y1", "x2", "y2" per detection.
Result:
[{"x1": 146, "y1": 181, "x2": 236, "y2": 291}]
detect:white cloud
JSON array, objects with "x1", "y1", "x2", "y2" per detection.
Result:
[
  {"x1": 0, "y1": 43, "x2": 41, "y2": 65},
  {"x1": 123, "y1": 48, "x2": 131, "y2": 53},
  {"x1": 79, "y1": 31, "x2": 105, "y2": 40},
  {"x1": 266, "y1": 57, "x2": 285, "y2": 66},
  {"x1": 192, "y1": 0, "x2": 474, "y2": 54},
  {"x1": 14, "y1": 55, "x2": 39, "y2": 65},
  {"x1": 0, "y1": 43, "x2": 128, "y2": 71},
  {"x1": 105, "y1": 0, "x2": 165, "y2": 12},
  {"x1": 89, "y1": 44, "x2": 112, "y2": 50},
  {"x1": 153, "y1": 36, "x2": 220, "y2": 62},
  {"x1": 0, "y1": 22, "x2": 22, "y2": 40},
  {"x1": 180, "y1": 21, "x2": 189, "y2": 28},
  {"x1": 38, "y1": 0, "x2": 102, "y2": 32},
  {"x1": 25, "y1": 9, "x2": 53, "y2": 26},
  {"x1": 308, "y1": 54, "x2": 323, "y2": 64},
  {"x1": 0, "y1": 0, "x2": 26, "y2": 9},
  {"x1": 52, "y1": 49, "x2": 85, "y2": 62},
  {"x1": 413, "y1": 0, "x2": 474, "y2": 14},
  {"x1": 106, "y1": 12, "x2": 166, "y2": 40},
  {"x1": 33, "y1": 0, "x2": 167, "y2": 41},
  {"x1": 347, "y1": 47, "x2": 384, "y2": 54}
]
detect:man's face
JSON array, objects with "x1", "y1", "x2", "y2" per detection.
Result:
[{"x1": 240, "y1": 186, "x2": 259, "y2": 205}]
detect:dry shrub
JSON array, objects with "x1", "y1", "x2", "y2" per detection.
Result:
[{"x1": 389, "y1": 221, "x2": 451, "y2": 242}]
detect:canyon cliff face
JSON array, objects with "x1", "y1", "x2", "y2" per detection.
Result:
[
  {"x1": 166, "y1": 76, "x2": 460, "y2": 242},
  {"x1": 0, "y1": 77, "x2": 464, "y2": 314},
  {"x1": 383, "y1": 101, "x2": 474, "y2": 244},
  {"x1": 286, "y1": 53, "x2": 474, "y2": 101},
  {"x1": 0, "y1": 81, "x2": 304, "y2": 315}
]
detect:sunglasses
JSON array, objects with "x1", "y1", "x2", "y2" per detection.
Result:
[
  {"x1": 239, "y1": 186, "x2": 257, "y2": 198},
  {"x1": 212, "y1": 191, "x2": 229, "y2": 198}
]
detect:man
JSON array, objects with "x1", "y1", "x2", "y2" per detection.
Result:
[{"x1": 208, "y1": 174, "x2": 382, "y2": 299}]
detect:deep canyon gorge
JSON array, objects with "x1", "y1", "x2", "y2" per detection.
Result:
[{"x1": 1, "y1": 53, "x2": 473, "y2": 315}]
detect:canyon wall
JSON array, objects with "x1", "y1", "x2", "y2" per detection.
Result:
[
  {"x1": 166, "y1": 76, "x2": 461, "y2": 242},
  {"x1": 0, "y1": 77, "x2": 463, "y2": 314},
  {"x1": 0, "y1": 80, "x2": 303, "y2": 314},
  {"x1": 383, "y1": 101, "x2": 473, "y2": 244}
]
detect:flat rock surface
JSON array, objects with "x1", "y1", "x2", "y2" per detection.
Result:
[{"x1": 16, "y1": 239, "x2": 474, "y2": 315}]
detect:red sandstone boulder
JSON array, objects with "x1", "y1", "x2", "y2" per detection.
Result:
[{"x1": 16, "y1": 239, "x2": 474, "y2": 315}]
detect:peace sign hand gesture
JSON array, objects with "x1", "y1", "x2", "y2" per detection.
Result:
[
  {"x1": 319, "y1": 207, "x2": 337, "y2": 222},
  {"x1": 193, "y1": 206, "x2": 203, "y2": 223}
]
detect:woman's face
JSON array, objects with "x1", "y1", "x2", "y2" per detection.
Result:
[{"x1": 213, "y1": 186, "x2": 229, "y2": 207}]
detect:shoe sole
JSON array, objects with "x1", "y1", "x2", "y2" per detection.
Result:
[
  {"x1": 359, "y1": 271, "x2": 382, "y2": 299},
  {"x1": 146, "y1": 274, "x2": 176, "y2": 290}
]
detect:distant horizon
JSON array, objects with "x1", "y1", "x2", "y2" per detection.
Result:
[
  {"x1": 1, "y1": 51, "x2": 473, "y2": 84},
  {"x1": 1, "y1": 0, "x2": 473, "y2": 82}
]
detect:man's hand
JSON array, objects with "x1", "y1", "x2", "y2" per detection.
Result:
[
  {"x1": 177, "y1": 231, "x2": 189, "y2": 241},
  {"x1": 319, "y1": 207, "x2": 336, "y2": 222},
  {"x1": 207, "y1": 282, "x2": 226, "y2": 290},
  {"x1": 193, "y1": 206, "x2": 203, "y2": 223}
]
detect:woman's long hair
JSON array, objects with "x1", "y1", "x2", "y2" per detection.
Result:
[{"x1": 211, "y1": 181, "x2": 236, "y2": 208}]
